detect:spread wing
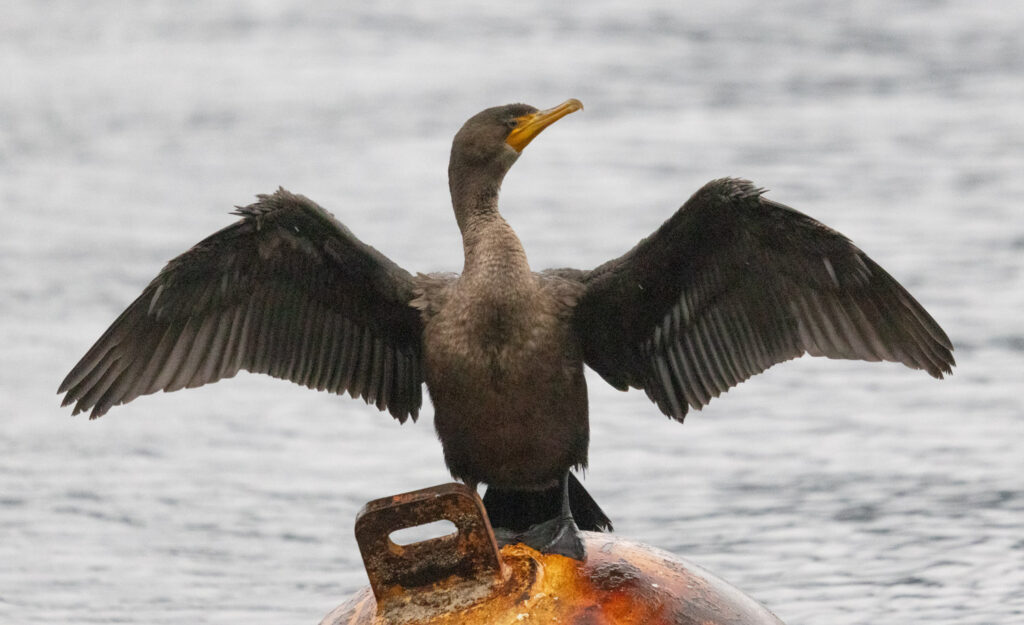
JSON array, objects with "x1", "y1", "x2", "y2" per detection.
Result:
[
  {"x1": 568, "y1": 178, "x2": 954, "y2": 421},
  {"x1": 59, "y1": 189, "x2": 424, "y2": 422}
]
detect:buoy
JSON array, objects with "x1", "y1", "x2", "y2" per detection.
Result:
[{"x1": 320, "y1": 483, "x2": 785, "y2": 625}]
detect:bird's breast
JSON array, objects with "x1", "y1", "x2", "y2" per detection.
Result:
[
  {"x1": 425, "y1": 283, "x2": 547, "y2": 379},
  {"x1": 421, "y1": 283, "x2": 589, "y2": 488}
]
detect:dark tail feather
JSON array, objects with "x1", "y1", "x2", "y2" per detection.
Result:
[
  {"x1": 567, "y1": 472, "x2": 613, "y2": 532},
  {"x1": 482, "y1": 472, "x2": 613, "y2": 533}
]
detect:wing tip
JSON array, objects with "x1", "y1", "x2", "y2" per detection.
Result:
[
  {"x1": 387, "y1": 404, "x2": 419, "y2": 424},
  {"x1": 929, "y1": 357, "x2": 955, "y2": 380},
  {"x1": 64, "y1": 398, "x2": 109, "y2": 420}
]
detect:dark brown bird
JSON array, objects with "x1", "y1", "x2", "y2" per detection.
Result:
[{"x1": 59, "y1": 99, "x2": 954, "y2": 559}]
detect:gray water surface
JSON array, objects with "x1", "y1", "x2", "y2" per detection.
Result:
[{"x1": 2, "y1": 2, "x2": 1022, "y2": 624}]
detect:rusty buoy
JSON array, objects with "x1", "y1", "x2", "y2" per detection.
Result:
[{"x1": 320, "y1": 483, "x2": 785, "y2": 625}]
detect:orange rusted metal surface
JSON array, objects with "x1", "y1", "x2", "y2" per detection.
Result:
[
  {"x1": 321, "y1": 483, "x2": 785, "y2": 625},
  {"x1": 354, "y1": 482, "x2": 506, "y2": 613}
]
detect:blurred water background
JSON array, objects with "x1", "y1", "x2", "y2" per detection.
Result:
[{"x1": 2, "y1": 1, "x2": 1022, "y2": 623}]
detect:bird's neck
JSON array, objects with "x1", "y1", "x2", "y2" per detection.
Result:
[{"x1": 450, "y1": 186, "x2": 532, "y2": 285}]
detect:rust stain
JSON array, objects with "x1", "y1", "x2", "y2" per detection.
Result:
[
  {"x1": 322, "y1": 483, "x2": 785, "y2": 625},
  {"x1": 323, "y1": 534, "x2": 785, "y2": 625},
  {"x1": 354, "y1": 483, "x2": 505, "y2": 607}
]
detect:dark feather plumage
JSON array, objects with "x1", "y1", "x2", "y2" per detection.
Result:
[
  {"x1": 59, "y1": 188, "x2": 423, "y2": 421},
  {"x1": 568, "y1": 177, "x2": 953, "y2": 421}
]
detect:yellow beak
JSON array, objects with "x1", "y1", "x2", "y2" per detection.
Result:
[{"x1": 505, "y1": 99, "x2": 583, "y2": 152}]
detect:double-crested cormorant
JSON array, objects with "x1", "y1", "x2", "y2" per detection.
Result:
[{"x1": 59, "y1": 99, "x2": 954, "y2": 559}]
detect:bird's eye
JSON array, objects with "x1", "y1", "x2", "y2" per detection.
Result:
[{"x1": 506, "y1": 119, "x2": 519, "y2": 129}]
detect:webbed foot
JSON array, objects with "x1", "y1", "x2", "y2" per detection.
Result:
[{"x1": 518, "y1": 515, "x2": 585, "y2": 560}]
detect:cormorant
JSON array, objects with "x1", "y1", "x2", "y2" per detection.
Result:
[{"x1": 59, "y1": 99, "x2": 954, "y2": 559}]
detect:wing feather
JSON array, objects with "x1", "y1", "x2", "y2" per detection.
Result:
[
  {"x1": 59, "y1": 189, "x2": 424, "y2": 421},
  {"x1": 569, "y1": 178, "x2": 953, "y2": 421}
]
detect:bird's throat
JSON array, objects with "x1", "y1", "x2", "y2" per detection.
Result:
[{"x1": 460, "y1": 212, "x2": 532, "y2": 286}]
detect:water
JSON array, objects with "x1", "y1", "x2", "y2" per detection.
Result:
[{"x1": 2, "y1": 1, "x2": 1022, "y2": 623}]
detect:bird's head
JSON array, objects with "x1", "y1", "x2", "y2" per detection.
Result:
[{"x1": 448, "y1": 99, "x2": 583, "y2": 204}]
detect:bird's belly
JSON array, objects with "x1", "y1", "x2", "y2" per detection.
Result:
[
  {"x1": 435, "y1": 398, "x2": 586, "y2": 489},
  {"x1": 423, "y1": 316, "x2": 588, "y2": 489}
]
